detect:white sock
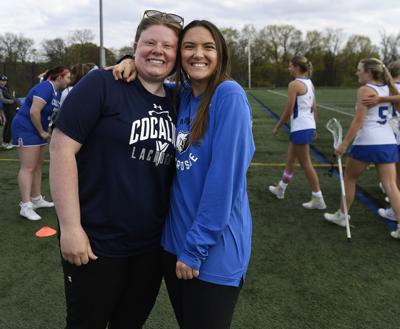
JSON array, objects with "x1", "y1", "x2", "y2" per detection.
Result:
[
  {"x1": 20, "y1": 201, "x2": 32, "y2": 207},
  {"x1": 278, "y1": 180, "x2": 288, "y2": 189},
  {"x1": 312, "y1": 191, "x2": 323, "y2": 198},
  {"x1": 31, "y1": 195, "x2": 42, "y2": 201}
]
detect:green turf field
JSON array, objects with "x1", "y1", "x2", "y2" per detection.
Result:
[{"x1": 1, "y1": 87, "x2": 399, "y2": 329}]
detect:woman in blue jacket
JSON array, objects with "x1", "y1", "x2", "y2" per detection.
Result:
[{"x1": 114, "y1": 19, "x2": 254, "y2": 329}]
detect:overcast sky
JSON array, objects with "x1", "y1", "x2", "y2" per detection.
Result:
[{"x1": 2, "y1": 0, "x2": 400, "y2": 51}]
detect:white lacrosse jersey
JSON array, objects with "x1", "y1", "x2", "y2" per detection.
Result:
[
  {"x1": 353, "y1": 83, "x2": 396, "y2": 146},
  {"x1": 290, "y1": 78, "x2": 316, "y2": 133}
]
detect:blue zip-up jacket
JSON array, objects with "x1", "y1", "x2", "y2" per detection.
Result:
[{"x1": 162, "y1": 80, "x2": 255, "y2": 287}]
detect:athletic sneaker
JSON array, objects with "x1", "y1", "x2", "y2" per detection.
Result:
[
  {"x1": 390, "y1": 228, "x2": 400, "y2": 239},
  {"x1": 1, "y1": 142, "x2": 13, "y2": 149},
  {"x1": 302, "y1": 196, "x2": 327, "y2": 210},
  {"x1": 324, "y1": 210, "x2": 350, "y2": 227},
  {"x1": 269, "y1": 184, "x2": 285, "y2": 199},
  {"x1": 20, "y1": 202, "x2": 41, "y2": 221},
  {"x1": 31, "y1": 195, "x2": 54, "y2": 209},
  {"x1": 377, "y1": 207, "x2": 397, "y2": 222}
]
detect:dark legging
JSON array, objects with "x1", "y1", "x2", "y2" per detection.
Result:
[
  {"x1": 3, "y1": 105, "x2": 16, "y2": 143},
  {"x1": 162, "y1": 251, "x2": 242, "y2": 329},
  {"x1": 62, "y1": 248, "x2": 163, "y2": 329}
]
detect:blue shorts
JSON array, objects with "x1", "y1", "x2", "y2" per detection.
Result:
[
  {"x1": 290, "y1": 129, "x2": 316, "y2": 145},
  {"x1": 349, "y1": 144, "x2": 399, "y2": 163},
  {"x1": 11, "y1": 116, "x2": 48, "y2": 147}
]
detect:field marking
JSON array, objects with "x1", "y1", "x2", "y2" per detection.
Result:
[
  {"x1": 0, "y1": 158, "x2": 334, "y2": 168},
  {"x1": 0, "y1": 158, "x2": 49, "y2": 162},
  {"x1": 265, "y1": 89, "x2": 354, "y2": 117},
  {"x1": 251, "y1": 162, "x2": 336, "y2": 168},
  {"x1": 0, "y1": 158, "x2": 19, "y2": 162}
]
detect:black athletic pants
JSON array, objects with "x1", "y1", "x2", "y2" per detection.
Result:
[
  {"x1": 2, "y1": 105, "x2": 16, "y2": 143},
  {"x1": 62, "y1": 248, "x2": 163, "y2": 329},
  {"x1": 162, "y1": 251, "x2": 242, "y2": 329}
]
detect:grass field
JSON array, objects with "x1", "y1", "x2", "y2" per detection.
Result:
[{"x1": 1, "y1": 87, "x2": 399, "y2": 329}]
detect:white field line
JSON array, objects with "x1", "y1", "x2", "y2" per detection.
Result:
[{"x1": 266, "y1": 89, "x2": 354, "y2": 117}]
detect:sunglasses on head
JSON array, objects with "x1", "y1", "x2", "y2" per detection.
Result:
[{"x1": 143, "y1": 10, "x2": 184, "y2": 27}]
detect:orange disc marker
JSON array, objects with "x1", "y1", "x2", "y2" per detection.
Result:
[{"x1": 35, "y1": 226, "x2": 57, "y2": 238}]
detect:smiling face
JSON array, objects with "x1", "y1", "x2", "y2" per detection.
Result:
[
  {"x1": 134, "y1": 24, "x2": 178, "y2": 83},
  {"x1": 181, "y1": 26, "x2": 218, "y2": 93}
]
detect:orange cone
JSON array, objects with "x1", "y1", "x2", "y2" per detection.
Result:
[{"x1": 35, "y1": 226, "x2": 57, "y2": 238}]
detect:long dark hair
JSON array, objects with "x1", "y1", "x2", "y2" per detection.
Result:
[
  {"x1": 70, "y1": 63, "x2": 97, "y2": 86},
  {"x1": 175, "y1": 20, "x2": 231, "y2": 143},
  {"x1": 43, "y1": 66, "x2": 70, "y2": 81}
]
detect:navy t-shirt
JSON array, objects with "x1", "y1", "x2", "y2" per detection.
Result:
[{"x1": 56, "y1": 70, "x2": 176, "y2": 257}]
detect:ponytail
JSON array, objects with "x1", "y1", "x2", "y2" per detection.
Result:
[
  {"x1": 360, "y1": 58, "x2": 398, "y2": 96},
  {"x1": 291, "y1": 55, "x2": 312, "y2": 78},
  {"x1": 382, "y1": 65, "x2": 398, "y2": 96},
  {"x1": 307, "y1": 61, "x2": 313, "y2": 78}
]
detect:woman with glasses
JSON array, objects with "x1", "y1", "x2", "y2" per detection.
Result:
[
  {"x1": 113, "y1": 19, "x2": 254, "y2": 329},
  {"x1": 324, "y1": 58, "x2": 400, "y2": 239},
  {"x1": 50, "y1": 11, "x2": 182, "y2": 329}
]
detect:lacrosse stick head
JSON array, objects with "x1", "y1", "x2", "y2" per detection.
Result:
[
  {"x1": 326, "y1": 118, "x2": 343, "y2": 150},
  {"x1": 389, "y1": 116, "x2": 400, "y2": 135}
]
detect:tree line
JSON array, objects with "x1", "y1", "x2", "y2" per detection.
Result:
[
  {"x1": 1, "y1": 25, "x2": 399, "y2": 95},
  {"x1": 222, "y1": 24, "x2": 399, "y2": 87}
]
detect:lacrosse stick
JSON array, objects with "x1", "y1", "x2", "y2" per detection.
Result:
[
  {"x1": 389, "y1": 115, "x2": 400, "y2": 136},
  {"x1": 326, "y1": 118, "x2": 351, "y2": 241}
]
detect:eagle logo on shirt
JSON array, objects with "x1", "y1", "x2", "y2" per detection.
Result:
[{"x1": 176, "y1": 131, "x2": 190, "y2": 154}]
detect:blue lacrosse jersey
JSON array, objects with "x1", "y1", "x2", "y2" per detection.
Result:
[
  {"x1": 15, "y1": 80, "x2": 61, "y2": 132},
  {"x1": 162, "y1": 80, "x2": 255, "y2": 287},
  {"x1": 56, "y1": 70, "x2": 176, "y2": 257}
]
